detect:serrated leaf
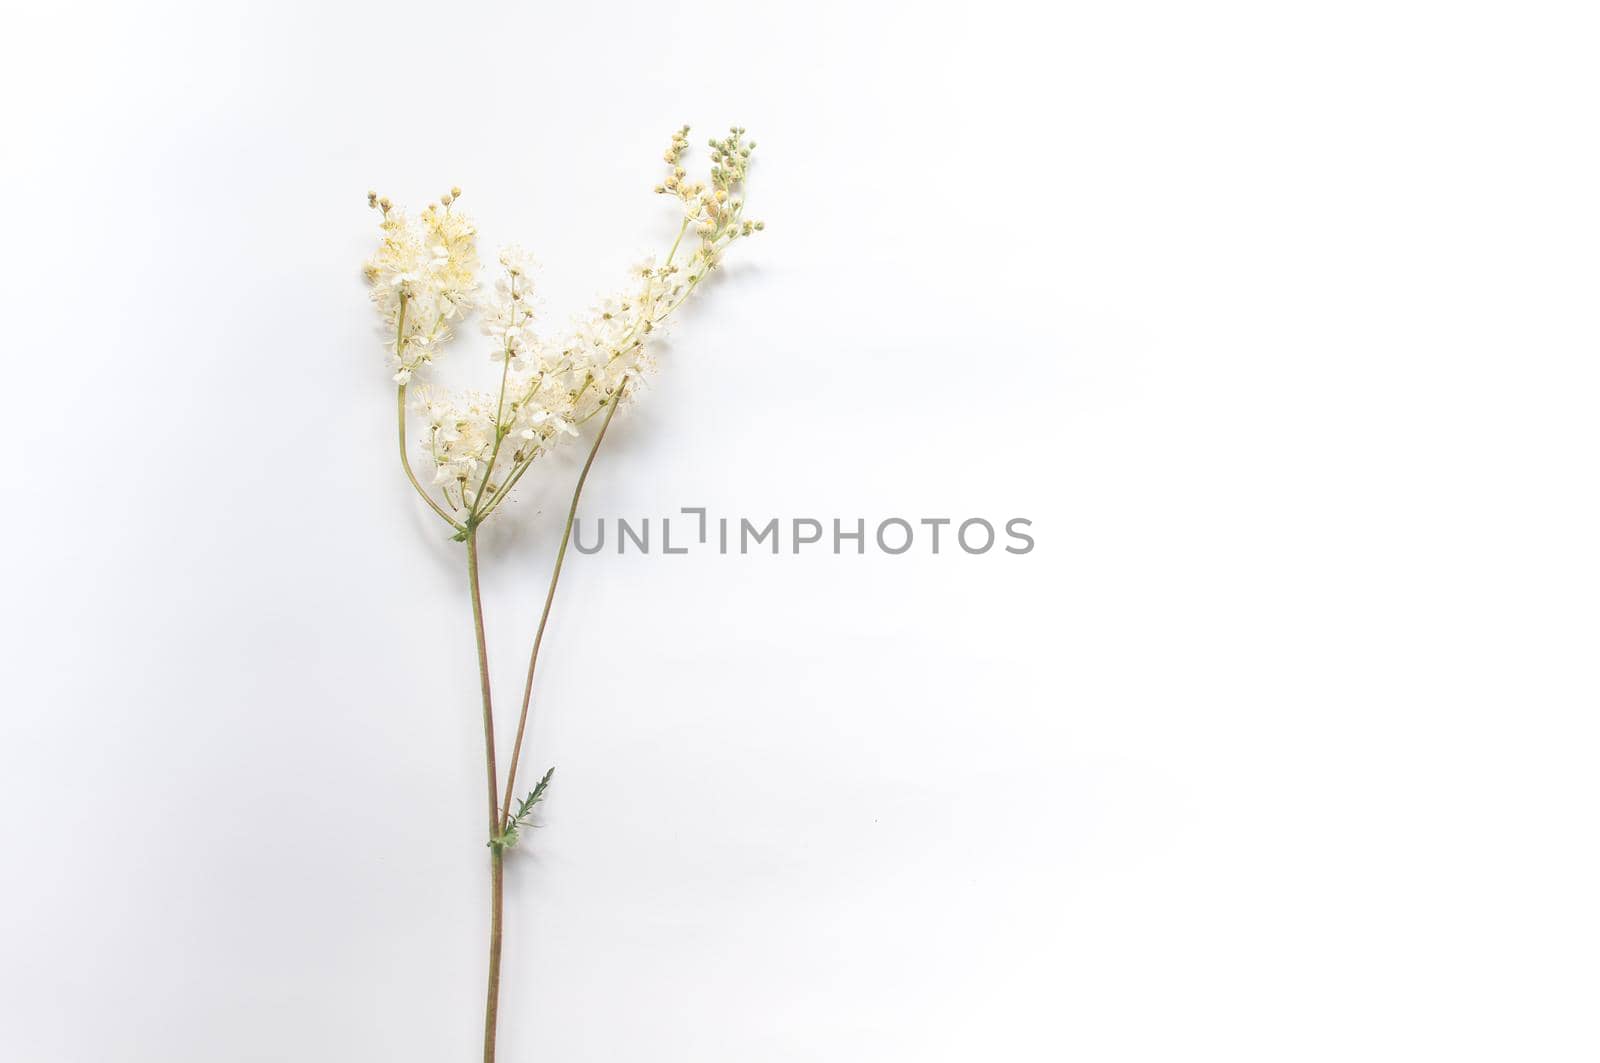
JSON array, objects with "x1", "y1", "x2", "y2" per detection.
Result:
[{"x1": 506, "y1": 767, "x2": 556, "y2": 836}]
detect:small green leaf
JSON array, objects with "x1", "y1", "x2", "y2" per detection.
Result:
[
  {"x1": 503, "y1": 767, "x2": 556, "y2": 842},
  {"x1": 526, "y1": 766, "x2": 555, "y2": 808}
]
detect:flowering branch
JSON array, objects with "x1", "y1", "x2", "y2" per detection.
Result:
[{"x1": 361, "y1": 126, "x2": 762, "y2": 1063}]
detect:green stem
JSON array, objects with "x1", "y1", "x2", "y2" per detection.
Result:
[
  {"x1": 398, "y1": 386, "x2": 465, "y2": 530},
  {"x1": 469, "y1": 277, "x2": 521, "y2": 521},
  {"x1": 664, "y1": 216, "x2": 690, "y2": 269},
  {"x1": 465, "y1": 530, "x2": 503, "y2": 1062},
  {"x1": 393, "y1": 293, "x2": 464, "y2": 529},
  {"x1": 499, "y1": 377, "x2": 630, "y2": 831},
  {"x1": 484, "y1": 848, "x2": 504, "y2": 1063},
  {"x1": 465, "y1": 531, "x2": 501, "y2": 833}
]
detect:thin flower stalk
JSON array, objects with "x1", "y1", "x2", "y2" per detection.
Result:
[{"x1": 500, "y1": 375, "x2": 629, "y2": 833}]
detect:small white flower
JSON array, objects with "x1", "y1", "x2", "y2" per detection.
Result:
[{"x1": 499, "y1": 245, "x2": 537, "y2": 278}]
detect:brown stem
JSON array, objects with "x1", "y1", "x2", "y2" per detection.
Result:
[{"x1": 499, "y1": 377, "x2": 630, "y2": 830}]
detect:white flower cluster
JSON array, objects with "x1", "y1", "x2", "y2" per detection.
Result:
[
  {"x1": 365, "y1": 128, "x2": 762, "y2": 524},
  {"x1": 363, "y1": 188, "x2": 480, "y2": 385}
]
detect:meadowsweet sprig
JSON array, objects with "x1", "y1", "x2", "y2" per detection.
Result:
[{"x1": 363, "y1": 126, "x2": 763, "y2": 1063}]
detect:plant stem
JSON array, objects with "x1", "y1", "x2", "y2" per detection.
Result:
[
  {"x1": 499, "y1": 377, "x2": 630, "y2": 830},
  {"x1": 399, "y1": 385, "x2": 466, "y2": 531},
  {"x1": 392, "y1": 292, "x2": 465, "y2": 530},
  {"x1": 484, "y1": 847, "x2": 504, "y2": 1063},
  {"x1": 468, "y1": 274, "x2": 520, "y2": 523},
  {"x1": 465, "y1": 529, "x2": 503, "y2": 1062},
  {"x1": 465, "y1": 530, "x2": 501, "y2": 830}
]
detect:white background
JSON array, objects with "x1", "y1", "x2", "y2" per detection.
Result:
[{"x1": 3, "y1": 1, "x2": 1597, "y2": 1060}]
